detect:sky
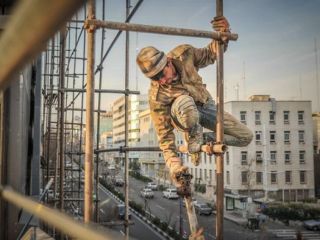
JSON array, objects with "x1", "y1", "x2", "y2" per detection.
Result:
[{"x1": 69, "y1": 0, "x2": 320, "y2": 113}]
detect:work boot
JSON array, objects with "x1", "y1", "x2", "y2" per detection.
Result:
[
  {"x1": 186, "y1": 124, "x2": 203, "y2": 166},
  {"x1": 170, "y1": 165, "x2": 192, "y2": 197},
  {"x1": 170, "y1": 165, "x2": 188, "y2": 188}
]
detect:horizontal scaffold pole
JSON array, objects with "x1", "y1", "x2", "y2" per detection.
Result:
[
  {"x1": 0, "y1": 0, "x2": 85, "y2": 90},
  {"x1": 0, "y1": 186, "x2": 118, "y2": 240},
  {"x1": 86, "y1": 20, "x2": 238, "y2": 41}
]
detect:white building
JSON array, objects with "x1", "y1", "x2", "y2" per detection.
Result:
[
  {"x1": 112, "y1": 94, "x2": 148, "y2": 163},
  {"x1": 185, "y1": 95, "x2": 315, "y2": 202},
  {"x1": 138, "y1": 108, "x2": 185, "y2": 182}
]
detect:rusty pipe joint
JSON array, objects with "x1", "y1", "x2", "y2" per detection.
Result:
[
  {"x1": 203, "y1": 142, "x2": 227, "y2": 155},
  {"x1": 84, "y1": 16, "x2": 97, "y2": 33}
]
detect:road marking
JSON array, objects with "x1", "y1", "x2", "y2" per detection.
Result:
[
  {"x1": 207, "y1": 233, "x2": 216, "y2": 240},
  {"x1": 156, "y1": 204, "x2": 165, "y2": 210},
  {"x1": 100, "y1": 209, "x2": 105, "y2": 214},
  {"x1": 120, "y1": 230, "x2": 125, "y2": 236},
  {"x1": 99, "y1": 198, "x2": 110, "y2": 207}
]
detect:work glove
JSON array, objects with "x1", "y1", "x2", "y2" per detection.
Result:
[
  {"x1": 211, "y1": 16, "x2": 230, "y2": 33},
  {"x1": 210, "y1": 16, "x2": 230, "y2": 52}
]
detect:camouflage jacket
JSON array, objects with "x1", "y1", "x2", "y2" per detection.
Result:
[{"x1": 149, "y1": 44, "x2": 216, "y2": 162}]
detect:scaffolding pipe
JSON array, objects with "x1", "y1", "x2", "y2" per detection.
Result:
[
  {"x1": 0, "y1": 186, "x2": 116, "y2": 240},
  {"x1": 84, "y1": 0, "x2": 96, "y2": 223},
  {"x1": 94, "y1": 0, "x2": 106, "y2": 223},
  {"x1": 63, "y1": 88, "x2": 140, "y2": 95},
  {"x1": 0, "y1": 0, "x2": 85, "y2": 90},
  {"x1": 87, "y1": 19, "x2": 238, "y2": 41},
  {"x1": 215, "y1": 0, "x2": 225, "y2": 239},
  {"x1": 59, "y1": 27, "x2": 66, "y2": 215},
  {"x1": 124, "y1": 0, "x2": 130, "y2": 238}
]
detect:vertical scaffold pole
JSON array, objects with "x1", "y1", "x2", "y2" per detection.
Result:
[
  {"x1": 215, "y1": 0, "x2": 225, "y2": 239},
  {"x1": 84, "y1": 0, "x2": 95, "y2": 223},
  {"x1": 124, "y1": 1, "x2": 130, "y2": 238},
  {"x1": 59, "y1": 26, "x2": 66, "y2": 217}
]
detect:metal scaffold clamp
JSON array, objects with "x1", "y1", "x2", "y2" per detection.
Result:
[
  {"x1": 178, "y1": 142, "x2": 227, "y2": 156},
  {"x1": 84, "y1": 15, "x2": 97, "y2": 33}
]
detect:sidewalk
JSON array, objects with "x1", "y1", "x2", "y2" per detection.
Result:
[{"x1": 192, "y1": 192, "x2": 248, "y2": 226}]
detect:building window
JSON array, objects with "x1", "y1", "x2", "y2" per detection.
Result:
[
  {"x1": 299, "y1": 150, "x2": 306, "y2": 164},
  {"x1": 255, "y1": 131, "x2": 262, "y2": 144},
  {"x1": 256, "y1": 172, "x2": 263, "y2": 184},
  {"x1": 190, "y1": 168, "x2": 193, "y2": 176},
  {"x1": 300, "y1": 171, "x2": 306, "y2": 184},
  {"x1": 256, "y1": 151, "x2": 263, "y2": 164},
  {"x1": 255, "y1": 111, "x2": 261, "y2": 125},
  {"x1": 284, "y1": 151, "x2": 291, "y2": 164},
  {"x1": 269, "y1": 111, "x2": 276, "y2": 124},
  {"x1": 298, "y1": 130, "x2": 305, "y2": 144},
  {"x1": 271, "y1": 171, "x2": 277, "y2": 184},
  {"x1": 226, "y1": 171, "x2": 230, "y2": 185},
  {"x1": 240, "y1": 111, "x2": 247, "y2": 124},
  {"x1": 209, "y1": 170, "x2": 212, "y2": 182},
  {"x1": 270, "y1": 131, "x2": 276, "y2": 144},
  {"x1": 204, "y1": 153, "x2": 207, "y2": 164},
  {"x1": 285, "y1": 171, "x2": 292, "y2": 184},
  {"x1": 209, "y1": 155, "x2": 212, "y2": 164},
  {"x1": 241, "y1": 171, "x2": 248, "y2": 184},
  {"x1": 284, "y1": 131, "x2": 290, "y2": 144},
  {"x1": 204, "y1": 169, "x2": 207, "y2": 181},
  {"x1": 241, "y1": 151, "x2": 247, "y2": 165},
  {"x1": 199, "y1": 169, "x2": 202, "y2": 180},
  {"x1": 270, "y1": 151, "x2": 277, "y2": 164},
  {"x1": 298, "y1": 111, "x2": 304, "y2": 124},
  {"x1": 226, "y1": 151, "x2": 229, "y2": 165},
  {"x1": 284, "y1": 111, "x2": 290, "y2": 124}
]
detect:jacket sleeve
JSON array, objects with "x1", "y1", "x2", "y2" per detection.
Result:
[
  {"x1": 149, "y1": 99, "x2": 177, "y2": 163},
  {"x1": 190, "y1": 43, "x2": 217, "y2": 69}
]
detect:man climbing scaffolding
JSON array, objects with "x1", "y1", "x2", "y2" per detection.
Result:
[{"x1": 136, "y1": 16, "x2": 253, "y2": 189}]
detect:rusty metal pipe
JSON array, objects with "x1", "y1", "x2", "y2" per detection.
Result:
[
  {"x1": 215, "y1": 0, "x2": 225, "y2": 239},
  {"x1": 87, "y1": 19, "x2": 238, "y2": 41},
  {"x1": 84, "y1": 0, "x2": 96, "y2": 223},
  {"x1": 0, "y1": 0, "x2": 85, "y2": 90},
  {"x1": 0, "y1": 186, "x2": 115, "y2": 240}
]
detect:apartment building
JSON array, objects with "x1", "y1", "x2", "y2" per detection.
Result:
[
  {"x1": 138, "y1": 108, "x2": 185, "y2": 180},
  {"x1": 112, "y1": 94, "x2": 148, "y2": 163},
  {"x1": 185, "y1": 95, "x2": 315, "y2": 201}
]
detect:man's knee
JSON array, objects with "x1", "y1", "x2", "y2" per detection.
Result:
[
  {"x1": 239, "y1": 130, "x2": 253, "y2": 146},
  {"x1": 171, "y1": 95, "x2": 199, "y2": 130}
]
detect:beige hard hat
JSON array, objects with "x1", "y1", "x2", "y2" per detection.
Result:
[{"x1": 136, "y1": 46, "x2": 167, "y2": 78}]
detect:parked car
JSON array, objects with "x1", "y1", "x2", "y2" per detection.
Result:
[
  {"x1": 117, "y1": 204, "x2": 131, "y2": 220},
  {"x1": 140, "y1": 188, "x2": 154, "y2": 198},
  {"x1": 114, "y1": 177, "x2": 124, "y2": 187},
  {"x1": 182, "y1": 197, "x2": 198, "y2": 207},
  {"x1": 194, "y1": 203, "x2": 213, "y2": 215},
  {"x1": 147, "y1": 182, "x2": 158, "y2": 190},
  {"x1": 163, "y1": 188, "x2": 179, "y2": 199},
  {"x1": 303, "y1": 219, "x2": 320, "y2": 231}
]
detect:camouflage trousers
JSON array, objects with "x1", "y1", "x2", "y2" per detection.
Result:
[
  {"x1": 171, "y1": 96, "x2": 253, "y2": 147},
  {"x1": 198, "y1": 98, "x2": 253, "y2": 147}
]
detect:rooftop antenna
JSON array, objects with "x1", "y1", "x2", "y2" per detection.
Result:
[
  {"x1": 315, "y1": 38, "x2": 319, "y2": 111},
  {"x1": 234, "y1": 82, "x2": 239, "y2": 100},
  {"x1": 135, "y1": 32, "x2": 139, "y2": 91},
  {"x1": 242, "y1": 61, "x2": 246, "y2": 100},
  {"x1": 299, "y1": 74, "x2": 302, "y2": 99}
]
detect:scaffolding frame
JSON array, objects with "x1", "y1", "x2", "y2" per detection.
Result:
[{"x1": 0, "y1": 0, "x2": 236, "y2": 239}]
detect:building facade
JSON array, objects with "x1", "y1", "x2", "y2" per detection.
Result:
[
  {"x1": 112, "y1": 94, "x2": 148, "y2": 163},
  {"x1": 138, "y1": 108, "x2": 185, "y2": 183},
  {"x1": 184, "y1": 95, "x2": 315, "y2": 202}
]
